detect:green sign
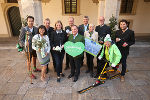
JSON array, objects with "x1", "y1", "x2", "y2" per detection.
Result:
[{"x1": 64, "y1": 41, "x2": 84, "y2": 57}]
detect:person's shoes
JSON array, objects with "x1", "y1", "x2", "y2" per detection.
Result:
[
  {"x1": 120, "y1": 76, "x2": 125, "y2": 82},
  {"x1": 85, "y1": 70, "x2": 90, "y2": 73},
  {"x1": 68, "y1": 74, "x2": 74, "y2": 79},
  {"x1": 94, "y1": 74, "x2": 99, "y2": 78},
  {"x1": 60, "y1": 73, "x2": 65, "y2": 77},
  {"x1": 33, "y1": 68, "x2": 41, "y2": 72},
  {"x1": 73, "y1": 76, "x2": 78, "y2": 82},
  {"x1": 64, "y1": 66, "x2": 69, "y2": 70},
  {"x1": 57, "y1": 77, "x2": 60, "y2": 82},
  {"x1": 90, "y1": 73, "x2": 94, "y2": 78},
  {"x1": 29, "y1": 73, "x2": 36, "y2": 79}
]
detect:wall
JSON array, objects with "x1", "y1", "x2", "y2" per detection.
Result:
[
  {"x1": 0, "y1": 4, "x2": 9, "y2": 37},
  {"x1": 119, "y1": 0, "x2": 150, "y2": 36},
  {"x1": 42, "y1": 0, "x2": 98, "y2": 28}
]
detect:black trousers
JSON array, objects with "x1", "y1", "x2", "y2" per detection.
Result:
[
  {"x1": 53, "y1": 52, "x2": 64, "y2": 77},
  {"x1": 66, "y1": 53, "x2": 70, "y2": 67},
  {"x1": 86, "y1": 53, "x2": 94, "y2": 73},
  {"x1": 69, "y1": 56, "x2": 81, "y2": 77},
  {"x1": 51, "y1": 50, "x2": 56, "y2": 70},
  {"x1": 97, "y1": 58, "x2": 106, "y2": 74},
  {"x1": 120, "y1": 54, "x2": 127, "y2": 76},
  {"x1": 81, "y1": 54, "x2": 84, "y2": 66}
]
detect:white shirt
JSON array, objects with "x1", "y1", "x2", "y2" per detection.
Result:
[{"x1": 73, "y1": 33, "x2": 78, "y2": 39}]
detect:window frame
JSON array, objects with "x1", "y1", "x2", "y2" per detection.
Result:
[
  {"x1": 120, "y1": 0, "x2": 138, "y2": 15},
  {"x1": 62, "y1": 0, "x2": 80, "y2": 16}
]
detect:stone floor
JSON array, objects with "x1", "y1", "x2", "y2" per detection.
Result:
[{"x1": 0, "y1": 36, "x2": 150, "y2": 100}]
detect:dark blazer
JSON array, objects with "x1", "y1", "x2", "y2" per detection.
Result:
[
  {"x1": 65, "y1": 26, "x2": 71, "y2": 38},
  {"x1": 95, "y1": 24, "x2": 111, "y2": 41},
  {"x1": 78, "y1": 24, "x2": 89, "y2": 36},
  {"x1": 46, "y1": 27, "x2": 54, "y2": 41},
  {"x1": 65, "y1": 26, "x2": 71, "y2": 31},
  {"x1": 50, "y1": 30, "x2": 67, "y2": 53},
  {"x1": 68, "y1": 33, "x2": 85, "y2": 58},
  {"x1": 115, "y1": 29, "x2": 135, "y2": 56},
  {"x1": 19, "y1": 26, "x2": 38, "y2": 52}
]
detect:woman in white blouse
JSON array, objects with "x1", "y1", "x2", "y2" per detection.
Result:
[
  {"x1": 84, "y1": 24, "x2": 98, "y2": 77},
  {"x1": 32, "y1": 25, "x2": 50, "y2": 81}
]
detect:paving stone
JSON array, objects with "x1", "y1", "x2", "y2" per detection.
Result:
[
  {"x1": 23, "y1": 88, "x2": 45, "y2": 100},
  {"x1": 8, "y1": 73, "x2": 27, "y2": 83},
  {"x1": 42, "y1": 92, "x2": 53, "y2": 100},
  {"x1": 0, "y1": 38, "x2": 150, "y2": 100},
  {"x1": 0, "y1": 95, "x2": 5, "y2": 100},
  {"x1": 0, "y1": 83, "x2": 22, "y2": 95},
  {"x1": 50, "y1": 93, "x2": 72, "y2": 100},
  {"x1": 1, "y1": 94, "x2": 23, "y2": 100}
]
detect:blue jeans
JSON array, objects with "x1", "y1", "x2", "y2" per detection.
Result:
[{"x1": 53, "y1": 52, "x2": 65, "y2": 77}]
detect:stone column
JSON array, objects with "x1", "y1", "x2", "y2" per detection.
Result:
[
  {"x1": 98, "y1": 0, "x2": 121, "y2": 24},
  {"x1": 18, "y1": 0, "x2": 43, "y2": 26}
]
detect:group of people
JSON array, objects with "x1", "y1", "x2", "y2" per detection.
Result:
[{"x1": 19, "y1": 15, "x2": 135, "y2": 83}]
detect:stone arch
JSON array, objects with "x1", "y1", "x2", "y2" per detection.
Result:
[
  {"x1": 2, "y1": 3, "x2": 21, "y2": 37},
  {"x1": 7, "y1": 6, "x2": 22, "y2": 36}
]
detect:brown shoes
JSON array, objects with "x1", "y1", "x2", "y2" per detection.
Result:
[{"x1": 120, "y1": 76, "x2": 125, "y2": 82}]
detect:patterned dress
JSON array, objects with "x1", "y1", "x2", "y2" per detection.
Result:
[{"x1": 32, "y1": 34, "x2": 50, "y2": 66}]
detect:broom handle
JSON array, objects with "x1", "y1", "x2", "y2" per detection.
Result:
[{"x1": 26, "y1": 31, "x2": 32, "y2": 84}]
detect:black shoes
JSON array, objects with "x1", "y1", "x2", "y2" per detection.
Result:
[
  {"x1": 90, "y1": 73, "x2": 94, "y2": 78},
  {"x1": 60, "y1": 73, "x2": 65, "y2": 77},
  {"x1": 73, "y1": 76, "x2": 78, "y2": 82},
  {"x1": 68, "y1": 74, "x2": 74, "y2": 79},
  {"x1": 57, "y1": 77, "x2": 60, "y2": 82}
]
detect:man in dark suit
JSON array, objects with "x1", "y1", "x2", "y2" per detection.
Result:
[
  {"x1": 78, "y1": 16, "x2": 89, "y2": 68},
  {"x1": 44, "y1": 18, "x2": 54, "y2": 73},
  {"x1": 19, "y1": 16, "x2": 40, "y2": 79},
  {"x1": 78, "y1": 16, "x2": 89, "y2": 36},
  {"x1": 67, "y1": 25, "x2": 85, "y2": 82},
  {"x1": 116, "y1": 19, "x2": 135, "y2": 82},
  {"x1": 64, "y1": 17, "x2": 74, "y2": 70},
  {"x1": 95, "y1": 16, "x2": 111, "y2": 44},
  {"x1": 94, "y1": 16, "x2": 111, "y2": 78}
]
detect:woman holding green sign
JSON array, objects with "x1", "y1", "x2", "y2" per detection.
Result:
[{"x1": 84, "y1": 24, "x2": 98, "y2": 77}]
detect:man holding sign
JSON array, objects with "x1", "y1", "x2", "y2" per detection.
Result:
[{"x1": 65, "y1": 25, "x2": 85, "y2": 82}]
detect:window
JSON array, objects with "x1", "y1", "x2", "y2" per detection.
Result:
[
  {"x1": 62, "y1": 0, "x2": 80, "y2": 15},
  {"x1": 120, "y1": 0, "x2": 138, "y2": 15},
  {"x1": 7, "y1": 0, "x2": 18, "y2": 3},
  {"x1": 120, "y1": 0, "x2": 134, "y2": 13}
]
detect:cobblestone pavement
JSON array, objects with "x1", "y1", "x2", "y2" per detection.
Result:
[{"x1": 0, "y1": 37, "x2": 150, "y2": 100}]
